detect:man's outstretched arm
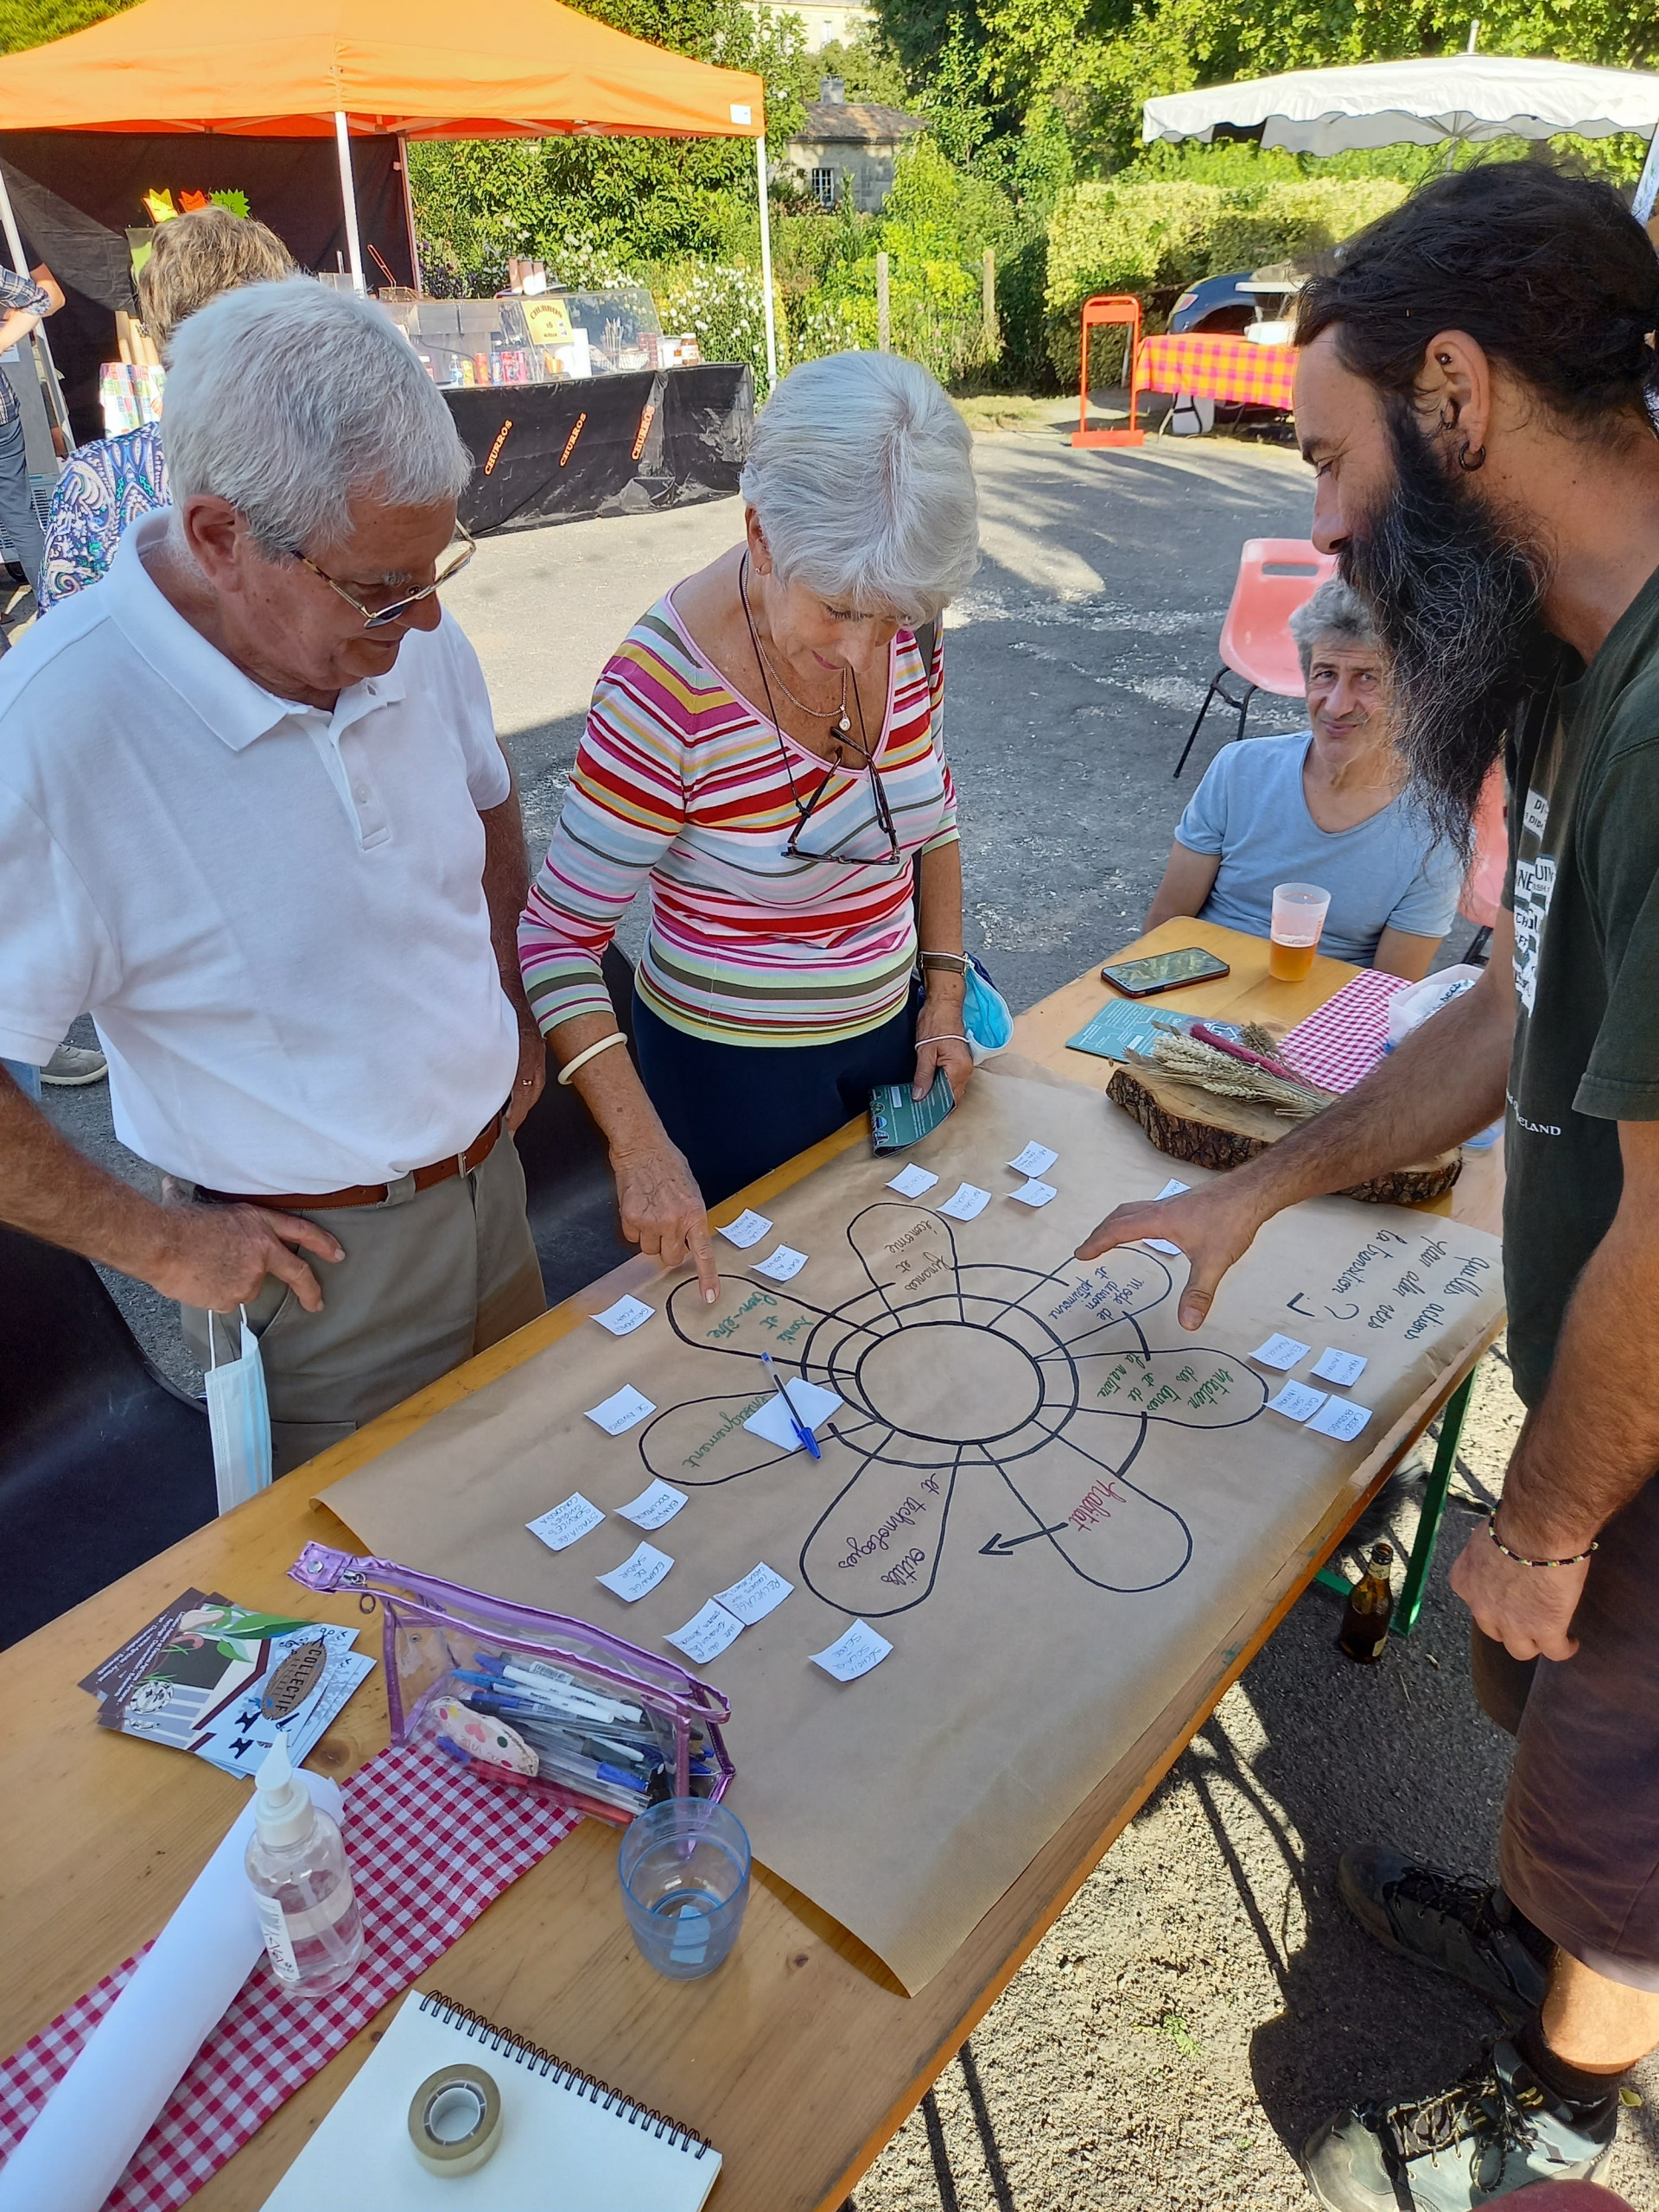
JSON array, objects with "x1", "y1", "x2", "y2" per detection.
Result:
[{"x1": 1075, "y1": 910, "x2": 1516, "y2": 1328}]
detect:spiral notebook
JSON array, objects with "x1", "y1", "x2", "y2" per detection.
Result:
[{"x1": 260, "y1": 1989, "x2": 722, "y2": 2210}]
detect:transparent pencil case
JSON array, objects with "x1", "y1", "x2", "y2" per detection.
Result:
[{"x1": 289, "y1": 1542, "x2": 734, "y2": 1827}]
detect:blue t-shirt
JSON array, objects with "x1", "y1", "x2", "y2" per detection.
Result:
[{"x1": 1173, "y1": 733, "x2": 1465, "y2": 965}]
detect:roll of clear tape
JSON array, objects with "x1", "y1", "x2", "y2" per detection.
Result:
[{"x1": 408, "y1": 2064, "x2": 502, "y2": 2177}]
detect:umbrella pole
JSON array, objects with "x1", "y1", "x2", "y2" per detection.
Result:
[
  {"x1": 755, "y1": 136, "x2": 778, "y2": 392},
  {"x1": 397, "y1": 133, "x2": 424, "y2": 297},
  {"x1": 333, "y1": 112, "x2": 368, "y2": 296},
  {"x1": 0, "y1": 163, "x2": 73, "y2": 453}
]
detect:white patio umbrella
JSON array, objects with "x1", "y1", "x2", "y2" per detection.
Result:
[{"x1": 1143, "y1": 54, "x2": 1659, "y2": 156}]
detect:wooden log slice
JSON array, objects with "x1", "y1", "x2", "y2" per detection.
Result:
[{"x1": 1104, "y1": 1063, "x2": 1462, "y2": 1206}]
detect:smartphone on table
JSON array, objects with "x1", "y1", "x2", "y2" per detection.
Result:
[{"x1": 1100, "y1": 945, "x2": 1231, "y2": 999}]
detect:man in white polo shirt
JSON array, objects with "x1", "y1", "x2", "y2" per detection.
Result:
[{"x1": 0, "y1": 279, "x2": 547, "y2": 1472}]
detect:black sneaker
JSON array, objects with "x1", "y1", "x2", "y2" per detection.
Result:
[
  {"x1": 1338, "y1": 1845, "x2": 1551, "y2": 2014},
  {"x1": 1303, "y1": 2035, "x2": 1617, "y2": 2209}
]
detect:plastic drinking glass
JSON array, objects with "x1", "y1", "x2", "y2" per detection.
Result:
[
  {"x1": 618, "y1": 1798, "x2": 750, "y2": 1980},
  {"x1": 1269, "y1": 881, "x2": 1332, "y2": 982}
]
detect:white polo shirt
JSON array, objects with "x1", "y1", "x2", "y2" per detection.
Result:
[{"x1": 0, "y1": 509, "x2": 520, "y2": 1194}]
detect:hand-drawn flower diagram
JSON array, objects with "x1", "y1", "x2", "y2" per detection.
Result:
[{"x1": 635, "y1": 1201, "x2": 1268, "y2": 1619}]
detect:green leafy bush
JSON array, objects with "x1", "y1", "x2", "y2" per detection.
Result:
[
  {"x1": 1204, "y1": 178, "x2": 1407, "y2": 281},
  {"x1": 656, "y1": 259, "x2": 790, "y2": 383}
]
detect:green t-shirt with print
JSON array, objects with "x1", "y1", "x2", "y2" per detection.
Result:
[{"x1": 1503, "y1": 563, "x2": 1659, "y2": 1407}]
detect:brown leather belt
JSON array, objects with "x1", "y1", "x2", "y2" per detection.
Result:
[{"x1": 197, "y1": 1109, "x2": 505, "y2": 1212}]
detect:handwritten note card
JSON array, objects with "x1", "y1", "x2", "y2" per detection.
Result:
[
  {"x1": 887, "y1": 1163, "x2": 938, "y2": 1198},
  {"x1": 1010, "y1": 1178, "x2": 1058, "y2": 1209},
  {"x1": 616, "y1": 1478, "x2": 689, "y2": 1530},
  {"x1": 938, "y1": 1182, "x2": 992, "y2": 1222},
  {"x1": 715, "y1": 1561, "x2": 794, "y2": 1624},
  {"x1": 717, "y1": 1210, "x2": 772, "y2": 1249},
  {"x1": 812, "y1": 1619, "x2": 893, "y2": 1682},
  {"x1": 743, "y1": 1377, "x2": 843, "y2": 1453},
  {"x1": 1144, "y1": 1176, "x2": 1190, "y2": 1255},
  {"x1": 597, "y1": 1541, "x2": 675, "y2": 1603},
  {"x1": 525, "y1": 1492, "x2": 607, "y2": 1552},
  {"x1": 753, "y1": 1244, "x2": 809, "y2": 1282},
  {"x1": 1268, "y1": 1381, "x2": 1328, "y2": 1424},
  {"x1": 1307, "y1": 1397, "x2": 1372, "y2": 1441},
  {"x1": 1312, "y1": 1347, "x2": 1369, "y2": 1387},
  {"x1": 591, "y1": 1294, "x2": 654, "y2": 1338},
  {"x1": 1156, "y1": 1179, "x2": 1191, "y2": 1199},
  {"x1": 1008, "y1": 1141, "x2": 1058, "y2": 1177},
  {"x1": 1252, "y1": 1334, "x2": 1312, "y2": 1371},
  {"x1": 665, "y1": 1599, "x2": 746, "y2": 1664},
  {"x1": 584, "y1": 1384, "x2": 657, "y2": 1436}
]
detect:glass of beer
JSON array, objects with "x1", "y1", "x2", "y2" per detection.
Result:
[{"x1": 1269, "y1": 882, "x2": 1331, "y2": 982}]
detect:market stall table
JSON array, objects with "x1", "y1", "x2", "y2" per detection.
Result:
[
  {"x1": 0, "y1": 920, "x2": 1501, "y2": 2212},
  {"x1": 1137, "y1": 330, "x2": 1299, "y2": 414}
]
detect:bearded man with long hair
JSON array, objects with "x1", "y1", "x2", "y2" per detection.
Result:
[{"x1": 1077, "y1": 161, "x2": 1659, "y2": 2209}]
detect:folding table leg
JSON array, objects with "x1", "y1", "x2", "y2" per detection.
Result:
[{"x1": 1313, "y1": 1367, "x2": 1478, "y2": 1639}]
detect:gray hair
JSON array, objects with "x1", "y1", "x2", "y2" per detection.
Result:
[
  {"x1": 162, "y1": 277, "x2": 471, "y2": 556},
  {"x1": 739, "y1": 351, "x2": 978, "y2": 624},
  {"x1": 1288, "y1": 575, "x2": 1380, "y2": 679}
]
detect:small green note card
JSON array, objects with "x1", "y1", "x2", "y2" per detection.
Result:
[{"x1": 869, "y1": 1070, "x2": 956, "y2": 1154}]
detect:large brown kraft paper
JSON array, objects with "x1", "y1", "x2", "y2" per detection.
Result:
[{"x1": 317, "y1": 1069, "x2": 1503, "y2": 1994}]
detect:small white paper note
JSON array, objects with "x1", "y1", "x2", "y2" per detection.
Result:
[
  {"x1": 616, "y1": 1478, "x2": 689, "y2": 1531},
  {"x1": 1252, "y1": 1333, "x2": 1312, "y2": 1371},
  {"x1": 753, "y1": 1244, "x2": 809, "y2": 1282},
  {"x1": 812, "y1": 1619, "x2": 893, "y2": 1682},
  {"x1": 716, "y1": 1209, "x2": 772, "y2": 1249},
  {"x1": 1307, "y1": 1397, "x2": 1373, "y2": 1441},
  {"x1": 584, "y1": 1383, "x2": 657, "y2": 1436},
  {"x1": 1268, "y1": 1381, "x2": 1329, "y2": 1424},
  {"x1": 1010, "y1": 1178, "x2": 1058, "y2": 1208},
  {"x1": 1156, "y1": 1178, "x2": 1191, "y2": 1198},
  {"x1": 596, "y1": 1541, "x2": 674, "y2": 1602},
  {"x1": 742, "y1": 1377, "x2": 843, "y2": 1452},
  {"x1": 714, "y1": 1561, "x2": 794, "y2": 1624},
  {"x1": 664, "y1": 1599, "x2": 745, "y2": 1664},
  {"x1": 938, "y1": 1181, "x2": 992, "y2": 1221},
  {"x1": 591, "y1": 1294, "x2": 654, "y2": 1338},
  {"x1": 1142, "y1": 1179, "x2": 1191, "y2": 1255},
  {"x1": 887, "y1": 1162, "x2": 939, "y2": 1198},
  {"x1": 1008, "y1": 1141, "x2": 1058, "y2": 1177},
  {"x1": 525, "y1": 1492, "x2": 606, "y2": 1552},
  {"x1": 1312, "y1": 1347, "x2": 1369, "y2": 1387}
]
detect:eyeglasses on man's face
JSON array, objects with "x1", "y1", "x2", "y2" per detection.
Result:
[{"x1": 289, "y1": 523, "x2": 477, "y2": 632}]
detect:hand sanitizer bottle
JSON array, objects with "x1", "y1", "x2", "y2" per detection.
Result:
[{"x1": 245, "y1": 1740, "x2": 365, "y2": 1996}]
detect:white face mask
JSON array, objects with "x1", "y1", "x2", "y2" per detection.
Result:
[{"x1": 205, "y1": 1306, "x2": 273, "y2": 1514}]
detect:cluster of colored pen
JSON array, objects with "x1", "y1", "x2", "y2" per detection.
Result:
[{"x1": 448, "y1": 1652, "x2": 718, "y2": 1815}]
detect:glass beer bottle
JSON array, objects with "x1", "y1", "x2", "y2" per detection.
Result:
[{"x1": 1338, "y1": 1541, "x2": 1395, "y2": 1663}]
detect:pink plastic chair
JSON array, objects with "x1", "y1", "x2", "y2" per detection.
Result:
[{"x1": 1174, "y1": 537, "x2": 1339, "y2": 776}]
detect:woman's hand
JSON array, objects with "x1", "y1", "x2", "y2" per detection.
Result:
[
  {"x1": 912, "y1": 988, "x2": 975, "y2": 1102},
  {"x1": 610, "y1": 1140, "x2": 721, "y2": 1303}
]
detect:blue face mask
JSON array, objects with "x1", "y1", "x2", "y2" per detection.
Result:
[
  {"x1": 962, "y1": 957, "x2": 1014, "y2": 1052},
  {"x1": 205, "y1": 1307, "x2": 273, "y2": 1514}
]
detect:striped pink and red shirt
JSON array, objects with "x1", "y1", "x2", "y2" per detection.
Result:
[{"x1": 519, "y1": 594, "x2": 958, "y2": 1048}]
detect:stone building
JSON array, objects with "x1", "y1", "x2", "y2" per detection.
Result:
[{"x1": 782, "y1": 78, "x2": 927, "y2": 213}]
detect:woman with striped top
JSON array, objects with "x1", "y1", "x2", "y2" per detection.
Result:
[{"x1": 519, "y1": 350, "x2": 979, "y2": 1297}]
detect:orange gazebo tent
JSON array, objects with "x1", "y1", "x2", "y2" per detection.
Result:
[{"x1": 0, "y1": 0, "x2": 775, "y2": 380}]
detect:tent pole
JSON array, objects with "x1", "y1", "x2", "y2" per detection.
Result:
[
  {"x1": 0, "y1": 163, "x2": 73, "y2": 452},
  {"x1": 397, "y1": 133, "x2": 424, "y2": 296},
  {"x1": 333, "y1": 112, "x2": 368, "y2": 295},
  {"x1": 755, "y1": 135, "x2": 778, "y2": 392}
]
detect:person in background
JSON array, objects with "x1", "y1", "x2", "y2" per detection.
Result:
[
  {"x1": 0, "y1": 278, "x2": 545, "y2": 1474},
  {"x1": 1079, "y1": 164, "x2": 1659, "y2": 2208},
  {"x1": 39, "y1": 206, "x2": 292, "y2": 607},
  {"x1": 1144, "y1": 577, "x2": 1464, "y2": 978},
  {"x1": 0, "y1": 252, "x2": 62, "y2": 627},
  {"x1": 519, "y1": 349, "x2": 978, "y2": 1297}
]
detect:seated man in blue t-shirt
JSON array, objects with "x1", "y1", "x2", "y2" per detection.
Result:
[{"x1": 1145, "y1": 577, "x2": 1465, "y2": 978}]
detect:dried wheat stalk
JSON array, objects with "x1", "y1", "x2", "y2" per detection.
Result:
[{"x1": 1130, "y1": 1033, "x2": 1337, "y2": 1121}]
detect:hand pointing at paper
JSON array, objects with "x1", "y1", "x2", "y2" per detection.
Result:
[{"x1": 1076, "y1": 1179, "x2": 1270, "y2": 1332}]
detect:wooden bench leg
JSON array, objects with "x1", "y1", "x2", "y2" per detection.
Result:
[{"x1": 1313, "y1": 1367, "x2": 1478, "y2": 1639}]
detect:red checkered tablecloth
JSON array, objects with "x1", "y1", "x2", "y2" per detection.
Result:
[
  {"x1": 0, "y1": 1744, "x2": 579, "y2": 2212},
  {"x1": 1277, "y1": 969, "x2": 1414, "y2": 1093},
  {"x1": 1137, "y1": 333, "x2": 1299, "y2": 411}
]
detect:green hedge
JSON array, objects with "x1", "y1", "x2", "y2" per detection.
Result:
[{"x1": 1043, "y1": 175, "x2": 1407, "y2": 386}]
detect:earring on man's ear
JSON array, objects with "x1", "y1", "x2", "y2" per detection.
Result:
[{"x1": 1457, "y1": 440, "x2": 1487, "y2": 473}]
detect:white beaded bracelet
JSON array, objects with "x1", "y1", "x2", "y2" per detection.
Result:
[{"x1": 556, "y1": 1032, "x2": 629, "y2": 1087}]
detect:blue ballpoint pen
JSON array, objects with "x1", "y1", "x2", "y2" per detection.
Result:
[{"x1": 761, "y1": 1350, "x2": 821, "y2": 1459}]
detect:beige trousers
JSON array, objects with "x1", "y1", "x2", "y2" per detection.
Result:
[{"x1": 183, "y1": 1134, "x2": 545, "y2": 1477}]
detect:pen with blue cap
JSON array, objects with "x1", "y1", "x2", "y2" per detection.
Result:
[{"x1": 761, "y1": 1351, "x2": 821, "y2": 1459}]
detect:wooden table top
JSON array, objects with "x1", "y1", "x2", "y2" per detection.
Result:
[{"x1": 0, "y1": 921, "x2": 1502, "y2": 2210}]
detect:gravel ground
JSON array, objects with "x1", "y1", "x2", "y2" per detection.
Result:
[{"x1": 35, "y1": 410, "x2": 1656, "y2": 2206}]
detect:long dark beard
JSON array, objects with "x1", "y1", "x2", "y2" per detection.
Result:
[{"x1": 1339, "y1": 403, "x2": 1552, "y2": 856}]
